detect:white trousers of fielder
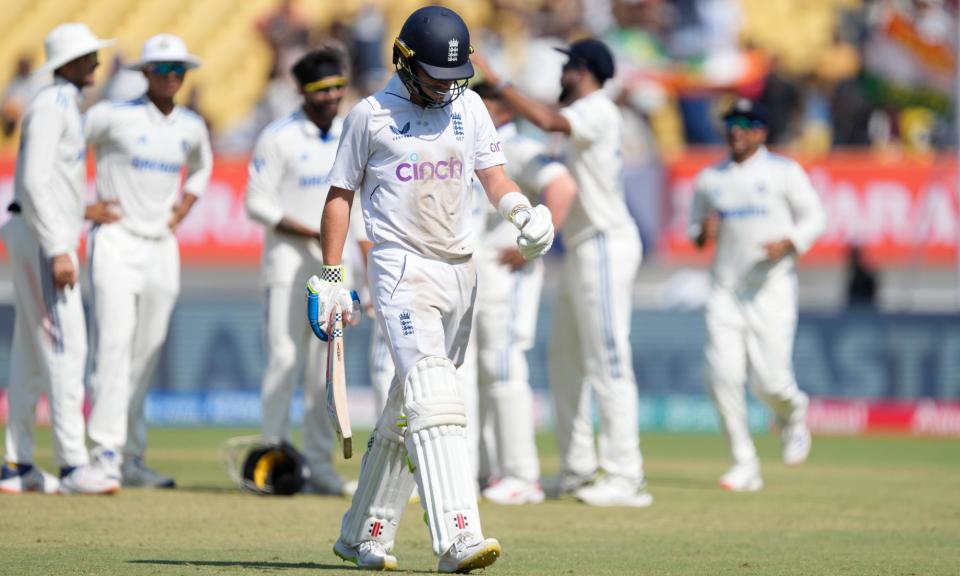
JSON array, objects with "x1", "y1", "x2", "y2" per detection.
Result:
[
  {"x1": 549, "y1": 228, "x2": 645, "y2": 484},
  {"x1": 2, "y1": 216, "x2": 89, "y2": 468},
  {"x1": 704, "y1": 274, "x2": 808, "y2": 466},
  {"x1": 86, "y1": 223, "x2": 178, "y2": 461}
]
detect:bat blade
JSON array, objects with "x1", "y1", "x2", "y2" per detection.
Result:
[{"x1": 325, "y1": 304, "x2": 353, "y2": 459}]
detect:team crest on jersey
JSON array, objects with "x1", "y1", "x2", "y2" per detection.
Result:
[
  {"x1": 448, "y1": 38, "x2": 459, "y2": 62},
  {"x1": 181, "y1": 139, "x2": 189, "y2": 153},
  {"x1": 390, "y1": 121, "x2": 412, "y2": 139},
  {"x1": 399, "y1": 311, "x2": 414, "y2": 336},
  {"x1": 451, "y1": 113, "x2": 464, "y2": 141}
]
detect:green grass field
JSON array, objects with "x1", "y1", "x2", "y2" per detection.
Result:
[{"x1": 2, "y1": 428, "x2": 958, "y2": 575}]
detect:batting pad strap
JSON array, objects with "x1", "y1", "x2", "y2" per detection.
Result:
[
  {"x1": 498, "y1": 191, "x2": 530, "y2": 226},
  {"x1": 320, "y1": 264, "x2": 345, "y2": 284},
  {"x1": 403, "y1": 357, "x2": 466, "y2": 433}
]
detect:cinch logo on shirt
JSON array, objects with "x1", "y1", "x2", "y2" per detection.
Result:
[
  {"x1": 717, "y1": 206, "x2": 768, "y2": 219},
  {"x1": 131, "y1": 156, "x2": 182, "y2": 174},
  {"x1": 395, "y1": 153, "x2": 463, "y2": 183}
]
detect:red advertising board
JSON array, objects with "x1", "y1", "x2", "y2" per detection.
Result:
[{"x1": 662, "y1": 151, "x2": 959, "y2": 266}]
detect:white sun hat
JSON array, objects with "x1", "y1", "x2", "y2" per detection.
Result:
[
  {"x1": 35, "y1": 23, "x2": 115, "y2": 75},
  {"x1": 129, "y1": 34, "x2": 201, "y2": 70}
]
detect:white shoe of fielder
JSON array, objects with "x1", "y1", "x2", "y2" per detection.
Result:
[
  {"x1": 58, "y1": 465, "x2": 121, "y2": 495},
  {"x1": 121, "y1": 458, "x2": 176, "y2": 489},
  {"x1": 437, "y1": 533, "x2": 501, "y2": 574},
  {"x1": 333, "y1": 538, "x2": 398, "y2": 571},
  {"x1": 782, "y1": 422, "x2": 812, "y2": 467},
  {"x1": 719, "y1": 463, "x2": 763, "y2": 492},
  {"x1": 541, "y1": 471, "x2": 595, "y2": 498},
  {"x1": 482, "y1": 476, "x2": 545, "y2": 505},
  {"x1": 575, "y1": 475, "x2": 654, "y2": 508},
  {"x1": 0, "y1": 463, "x2": 60, "y2": 494}
]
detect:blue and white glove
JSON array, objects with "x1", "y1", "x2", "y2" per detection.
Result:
[
  {"x1": 306, "y1": 265, "x2": 361, "y2": 341},
  {"x1": 500, "y1": 192, "x2": 555, "y2": 260}
]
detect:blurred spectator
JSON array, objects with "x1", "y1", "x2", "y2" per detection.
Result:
[
  {"x1": 757, "y1": 60, "x2": 801, "y2": 146},
  {"x1": 348, "y1": 3, "x2": 387, "y2": 96},
  {"x1": 257, "y1": 0, "x2": 310, "y2": 79},
  {"x1": 846, "y1": 246, "x2": 878, "y2": 308},
  {"x1": 1, "y1": 55, "x2": 42, "y2": 137}
]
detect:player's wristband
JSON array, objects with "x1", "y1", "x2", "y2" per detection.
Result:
[
  {"x1": 320, "y1": 264, "x2": 345, "y2": 284},
  {"x1": 498, "y1": 191, "x2": 531, "y2": 226}
]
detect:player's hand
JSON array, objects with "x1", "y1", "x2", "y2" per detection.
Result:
[
  {"x1": 697, "y1": 214, "x2": 720, "y2": 247},
  {"x1": 85, "y1": 199, "x2": 121, "y2": 224},
  {"x1": 168, "y1": 204, "x2": 189, "y2": 231},
  {"x1": 306, "y1": 266, "x2": 361, "y2": 341},
  {"x1": 763, "y1": 239, "x2": 795, "y2": 261},
  {"x1": 51, "y1": 254, "x2": 77, "y2": 290},
  {"x1": 512, "y1": 204, "x2": 554, "y2": 260},
  {"x1": 498, "y1": 247, "x2": 527, "y2": 271}
]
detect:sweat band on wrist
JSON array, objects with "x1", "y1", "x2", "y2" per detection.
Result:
[
  {"x1": 498, "y1": 191, "x2": 530, "y2": 225},
  {"x1": 320, "y1": 265, "x2": 345, "y2": 284}
]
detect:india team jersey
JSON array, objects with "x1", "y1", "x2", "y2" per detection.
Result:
[
  {"x1": 85, "y1": 96, "x2": 212, "y2": 239},
  {"x1": 559, "y1": 90, "x2": 635, "y2": 246},
  {"x1": 687, "y1": 147, "x2": 826, "y2": 290},
  {"x1": 13, "y1": 78, "x2": 87, "y2": 257},
  {"x1": 245, "y1": 110, "x2": 343, "y2": 284},
  {"x1": 328, "y1": 75, "x2": 506, "y2": 260},
  {"x1": 483, "y1": 122, "x2": 569, "y2": 250}
]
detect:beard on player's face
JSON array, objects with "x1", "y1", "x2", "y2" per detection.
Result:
[{"x1": 558, "y1": 68, "x2": 582, "y2": 105}]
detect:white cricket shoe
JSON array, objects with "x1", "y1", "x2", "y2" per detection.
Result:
[
  {"x1": 541, "y1": 471, "x2": 595, "y2": 498},
  {"x1": 333, "y1": 538, "x2": 398, "y2": 571},
  {"x1": 0, "y1": 463, "x2": 60, "y2": 494},
  {"x1": 482, "y1": 477, "x2": 545, "y2": 505},
  {"x1": 575, "y1": 475, "x2": 654, "y2": 508},
  {"x1": 91, "y1": 448, "x2": 122, "y2": 483},
  {"x1": 301, "y1": 468, "x2": 354, "y2": 496},
  {"x1": 121, "y1": 458, "x2": 176, "y2": 488},
  {"x1": 437, "y1": 533, "x2": 501, "y2": 574},
  {"x1": 58, "y1": 465, "x2": 121, "y2": 495},
  {"x1": 781, "y1": 422, "x2": 812, "y2": 467},
  {"x1": 719, "y1": 463, "x2": 763, "y2": 492}
]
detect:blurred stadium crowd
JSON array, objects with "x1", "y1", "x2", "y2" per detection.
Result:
[{"x1": 1, "y1": 0, "x2": 957, "y2": 158}]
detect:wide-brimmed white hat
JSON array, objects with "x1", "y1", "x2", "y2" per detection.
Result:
[
  {"x1": 35, "y1": 23, "x2": 115, "y2": 75},
  {"x1": 129, "y1": 34, "x2": 201, "y2": 70}
]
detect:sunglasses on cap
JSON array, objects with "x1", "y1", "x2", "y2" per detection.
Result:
[
  {"x1": 725, "y1": 116, "x2": 765, "y2": 131},
  {"x1": 147, "y1": 62, "x2": 187, "y2": 76},
  {"x1": 303, "y1": 75, "x2": 347, "y2": 93}
]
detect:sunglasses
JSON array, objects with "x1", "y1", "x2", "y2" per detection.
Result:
[
  {"x1": 725, "y1": 116, "x2": 764, "y2": 130},
  {"x1": 303, "y1": 75, "x2": 347, "y2": 93},
  {"x1": 147, "y1": 62, "x2": 187, "y2": 76}
]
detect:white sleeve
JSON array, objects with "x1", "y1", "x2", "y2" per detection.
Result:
[
  {"x1": 183, "y1": 121, "x2": 213, "y2": 197},
  {"x1": 327, "y1": 101, "x2": 371, "y2": 192},
  {"x1": 20, "y1": 98, "x2": 72, "y2": 257},
  {"x1": 471, "y1": 94, "x2": 506, "y2": 170},
  {"x1": 687, "y1": 171, "x2": 712, "y2": 242},
  {"x1": 83, "y1": 101, "x2": 111, "y2": 147},
  {"x1": 560, "y1": 96, "x2": 604, "y2": 146},
  {"x1": 244, "y1": 130, "x2": 285, "y2": 227},
  {"x1": 515, "y1": 142, "x2": 568, "y2": 199},
  {"x1": 784, "y1": 162, "x2": 826, "y2": 255}
]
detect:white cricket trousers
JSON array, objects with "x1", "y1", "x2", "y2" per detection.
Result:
[
  {"x1": 549, "y1": 228, "x2": 644, "y2": 483},
  {"x1": 475, "y1": 249, "x2": 543, "y2": 483},
  {"x1": 704, "y1": 274, "x2": 808, "y2": 466},
  {"x1": 86, "y1": 223, "x2": 178, "y2": 460},
  {"x1": 260, "y1": 278, "x2": 334, "y2": 477},
  {"x1": 2, "y1": 216, "x2": 89, "y2": 468}
]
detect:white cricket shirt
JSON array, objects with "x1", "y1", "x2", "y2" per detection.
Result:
[
  {"x1": 85, "y1": 96, "x2": 212, "y2": 239},
  {"x1": 687, "y1": 146, "x2": 826, "y2": 290},
  {"x1": 13, "y1": 78, "x2": 87, "y2": 257},
  {"x1": 245, "y1": 110, "x2": 342, "y2": 284},
  {"x1": 327, "y1": 74, "x2": 506, "y2": 260},
  {"x1": 559, "y1": 89, "x2": 636, "y2": 246},
  {"x1": 483, "y1": 121, "x2": 569, "y2": 250}
]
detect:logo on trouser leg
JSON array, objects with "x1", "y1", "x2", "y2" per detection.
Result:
[{"x1": 399, "y1": 311, "x2": 415, "y2": 336}]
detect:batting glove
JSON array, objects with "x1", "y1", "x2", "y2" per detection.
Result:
[
  {"x1": 515, "y1": 204, "x2": 554, "y2": 260},
  {"x1": 306, "y1": 265, "x2": 361, "y2": 341}
]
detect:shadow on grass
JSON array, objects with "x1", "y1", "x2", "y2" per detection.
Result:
[{"x1": 129, "y1": 559, "x2": 435, "y2": 573}]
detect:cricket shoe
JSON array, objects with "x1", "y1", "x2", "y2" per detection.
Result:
[
  {"x1": 121, "y1": 457, "x2": 176, "y2": 488},
  {"x1": 301, "y1": 469, "x2": 355, "y2": 497},
  {"x1": 58, "y1": 465, "x2": 120, "y2": 495},
  {"x1": 541, "y1": 471, "x2": 595, "y2": 498},
  {"x1": 437, "y1": 533, "x2": 501, "y2": 573},
  {"x1": 719, "y1": 463, "x2": 763, "y2": 492},
  {"x1": 0, "y1": 463, "x2": 60, "y2": 494},
  {"x1": 482, "y1": 476, "x2": 545, "y2": 505},
  {"x1": 91, "y1": 448, "x2": 122, "y2": 483},
  {"x1": 575, "y1": 475, "x2": 654, "y2": 508},
  {"x1": 333, "y1": 538, "x2": 398, "y2": 571}
]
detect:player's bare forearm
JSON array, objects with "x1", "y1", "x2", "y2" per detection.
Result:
[
  {"x1": 476, "y1": 164, "x2": 521, "y2": 208},
  {"x1": 275, "y1": 216, "x2": 321, "y2": 240},
  {"x1": 169, "y1": 193, "x2": 199, "y2": 231},
  {"x1": 499, "y1": 85, "x2": 571, "y2": 135},
  {"x1": 321, "y1": 186, "x2": 354, "y2": 265},
  {"x1": 541, "y1": 172, "x2": 577, "y2": 230}
]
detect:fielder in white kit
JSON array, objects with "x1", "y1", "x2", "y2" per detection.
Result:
[
  {"x1": 84, "y1": 34, "x2": 212, "y2": 488},
  {"x1": 475, "y1": 39, "x2": 652, "y2": 507},
  {"x1": 307, "y1": 7, "x2": 554, "y2": 572},
  {"x1": 688, "y1": 99, "x2": 824, "y2": 492},
  {"x1": 1, "y1": 23, "x2": 120, "y2": 495},
  {"x1": 245, "y1": 47, "x2": 354, "y2": 496},
  {"x1": 472, "y1": 81, "x2": 576, "y2": 505}
]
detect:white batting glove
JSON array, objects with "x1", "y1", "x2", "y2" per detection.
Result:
[
  {"x1": 306, "y1": 265, "x2": 360, "y2": 341},
  {"x1": 499, "y1": 191, "x2": 555, "y2": 260}
]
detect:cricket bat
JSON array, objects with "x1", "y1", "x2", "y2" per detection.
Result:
[{"x1": 326, "y1": 303, "x2": 353, "y2": 459}]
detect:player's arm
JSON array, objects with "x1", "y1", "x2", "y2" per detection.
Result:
[
  {"x1": 688, "y1": 172, "x2": 718, "y2": 249},
  {"x1": 476, "y1": 164, "x2": 554, "y2": 260},
  {"x1": 762, "y1": 163, "x2": 826, "y2": 261},
  {"x1": 81, "y1": 103, "x2": 122, "y2": 225},
  {"x1": 473, "y1": 55, "x2": 571, "y2": 135},
  {"x1": 320, "y1": 185, "x2": 354, "y2": 266},
  {"x1": 244, "y1": 132, "x2": 319, "y2": 239},
  {"x1": 172, "y1": 123, "x2": 213, "y2": 231}
]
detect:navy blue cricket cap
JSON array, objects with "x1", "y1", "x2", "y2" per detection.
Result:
[
  {"x1": 555, "y1": 38, "x2": 615, "y2": 83},
  {"x1": 723, "y1": 98, "x2": 769, "y2": 126}
]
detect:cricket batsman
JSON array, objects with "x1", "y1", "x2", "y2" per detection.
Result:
[{"x1": 688, "y1": 99, "x2": 825, "y2": 491}]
